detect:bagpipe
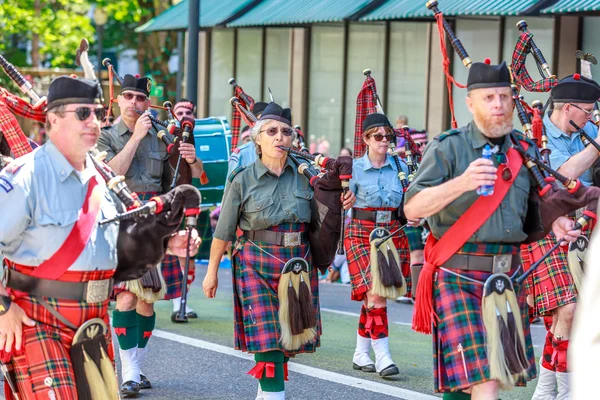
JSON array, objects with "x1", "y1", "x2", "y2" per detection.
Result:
[
  {"x1": 229, "y1": 77, "x2": 255, "y2": 151},
  {"x1": 101, "y1": 57, "x2": 196, "y2": 190}
]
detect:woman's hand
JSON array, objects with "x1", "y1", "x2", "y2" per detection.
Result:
[{"x1": 341, "y1": 190, "x2": 356, "y2": 210}]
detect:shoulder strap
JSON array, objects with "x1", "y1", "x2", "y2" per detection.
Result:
[
  {"x1": 31, "y1": 176, "x2": 104, "y2": 280},
  {"x1": 412, "y1": 146, "x2": 525, "y2": 334}
]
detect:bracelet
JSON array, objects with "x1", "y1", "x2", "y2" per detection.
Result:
[
  {"x1": 0, "y1": 295, "x2": 12, "y2": 316},
  {"x1": 188, "y1": 158, "x2": 197, "y2": 165}
]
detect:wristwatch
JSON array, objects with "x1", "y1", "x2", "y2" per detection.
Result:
[{"x1": 0, "y1": 295, "x2": 12, "y2": 316}]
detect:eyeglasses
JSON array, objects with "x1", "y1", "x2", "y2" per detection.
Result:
[
  {"x1": 569, "y1": 103, "x2": 593, "y2": 116},
  {"x1": 122, "y1": 92, "x2": 148, "y2": 102},
  {"x1": 369, "y1": 134, "x2": 395, "y2": 142},
  {"x1": 260, "y1": 127, "x2": 294, "y2": 137},
  {"x1": 63, "y1": 107, "x2": 106, "y2": 121}
]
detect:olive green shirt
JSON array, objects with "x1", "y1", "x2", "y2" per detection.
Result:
[
  {"x1": 405, "y1": 122, "x2": 536, "y2": 243},
  {"x1": 97, "y1": 120, "x2": 169, "y2": 193},
  {"x1": 214, "y1": 158, "x2": 314, "y2": 243}
]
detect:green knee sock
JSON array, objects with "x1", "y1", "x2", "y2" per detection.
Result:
[
  {"x1": 137, "y1": 312, "x2": 156, "y2": 348},
  {"x1": 113, "y1": 309, "x2": 138, "y2": 350},
  {"x1": 442, "y1": 392, "x2": 471, "y2": 400},
  {"x1": 255, "y1": 351, "x2": 285, "y2": 392}
]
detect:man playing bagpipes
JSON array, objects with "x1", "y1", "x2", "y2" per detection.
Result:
[
  {"x1": 0, "y1": 75, "x2": 200, "y2": 400},
  {"x1": 405, "y1": 61, "x2": 594, "y2": 400},
  {"x1": 96, "y1": 75, "x2": 205, "y2": 397},
  {"x1": 522, "y1": 74, "x2": 600, "y2": 399},
  {"x1": 203, "y1": 102, "x2": 355, "y2": 399}
]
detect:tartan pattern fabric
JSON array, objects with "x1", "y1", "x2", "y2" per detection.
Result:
[
  {"x1": 405, "y1": 226, "x2": 427, "y2": 252},
  {"x1": 0, "y1": 94, "x2": 36, "y2": 158},
  {"x1": 231, "y1": 85, "x2": 255, "y2": 151},
  {"x1": 542, "y1": 331, "x2": 555, "y2": 371},
  {"x1": 365, "y1": 307, "x2": 388, "y2": 339},
  {"x1": 552, "y1": 338, "x2": 568, "y2": 372},
  {"x1": 511, "y1": 32, "x2": 558, "y2": 93},
  {"x1": 457, "y1": 242, "x2": 519, "y2": 256},
  {"x1": 520, "y1": 226, "x2": 589, "y2": 316},
  {"x1": 344, "y1": 219, "x2": 410, "y2": 301},
  {"x1": 232, "y1": 223, "x2": 321, "y2": 355},
  {"x1": 113, "y1": 192, "x2": 183, "y2": 300},
  {"x1": 395, "y1": 128, "x2": 422, "y2": 163},
  {"x1": 3, "y1": 269, "x2": 114, "y2": 399},
  {"x1": 358, "y1": 304, "x2": 369, "y2": 338},
  {"x1": 354, "y1": 76, "x2": 377, "y2": 158},
  {"x1": 432, "y1": 267, "x2": 536, "y2": 392}
]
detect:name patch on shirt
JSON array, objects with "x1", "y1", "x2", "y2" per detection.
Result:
[{"x1": 0, "y1": 177, "x2": 13, "y2": 193}]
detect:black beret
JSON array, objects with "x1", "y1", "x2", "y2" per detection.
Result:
[
  {"x1": 121, "y1": 74, "x2": 152, "y2": 97},
  {"x1": 362, "y1": 113, "x2": 391, "y2": 132},
  {"x1": 258, "y1": 102, "x2": 292, "y2": 126},
  {"x1": 47, "y1": 76, "x2": 101, "y2": 110},
  {"x1": 252, "y1": 102, "x2": 268, "y2": 117},
  {"x1": 467, "y1": 61, "x2": 511, "y2": 91},
  {"x1": 551, "y1": 74, "x2": 600, "y2": 104}
]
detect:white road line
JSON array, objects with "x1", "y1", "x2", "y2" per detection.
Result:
[
  {"x1": 153, "y1": 329, "x2": 438, "y2": 400},
  {"x1": 320, "y1": 307, "x2": 412, "y2": 327}
]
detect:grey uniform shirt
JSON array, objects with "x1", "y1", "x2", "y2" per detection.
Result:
[
  {"x1": 0, "y1": 140, "x2": 119, "y2": 271},
  {"x1": 98, "y1": 119, "x2": 170, "y2": 193},
  {"x1": 214, "y1": 158, "x2": 313, "y2": 243},
  {"x1": 405, "y1": 122, "x2": 536, "y2": 243}
]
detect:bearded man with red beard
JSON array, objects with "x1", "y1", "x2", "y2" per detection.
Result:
[{"x1": 405, "y1": 60, "x2": 582, "y2": 400}]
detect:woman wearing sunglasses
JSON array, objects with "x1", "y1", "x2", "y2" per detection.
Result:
[
  {"x1": 203, "y1": 102, "x2": 354, "y2": 400},
  {"x1": 344, "y1": 113, "x2": 411, "y2": 379}
]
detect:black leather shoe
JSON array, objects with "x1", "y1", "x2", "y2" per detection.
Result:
[
  {"x1": 353, "y1": 362, "x2": 376, "y2": 372},
  {"x1": 186, "y1": 310, "x2": 198, "y2": 319},
  {"x1": 139, "y1": 374, "x2": 152, "y2": 389},
  {"x1": 171, "y1": 311, "x2": 188, "y2": 323},
  {"x1": 379, "y1": 364, "x2": 399, "y2": 377},
  {"x1": 120, "y1": 381, "x2": 140, "y2": 397}
]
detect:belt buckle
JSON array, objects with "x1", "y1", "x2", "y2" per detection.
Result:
[
  {"x1": 85, "y1": 279, "x2": 110, "y2": 303},
  {"x1": 284, "y1": 232, "x2": 301, "y2": 247},
  {"x1": 492, "y1": 254, "x2": 512, "y2": 274},
  {"x1": 376, "y1": 211, "x2": 391, "y2": 224}
]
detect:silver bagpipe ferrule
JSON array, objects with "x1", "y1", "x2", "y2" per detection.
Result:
[{"x1": 99, "y1": 201, "x2": 157, "y2": 225}]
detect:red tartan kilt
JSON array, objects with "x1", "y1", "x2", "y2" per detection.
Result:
[
  {"x1": 520, "y1": 228, "x2": 588, "y2": 316},
  {"x1": 3, "y1": 268, "x2": 114, "y2": 399},
  {"x1": 344, "y1": 219, "x2": 410, "y2": 301}
]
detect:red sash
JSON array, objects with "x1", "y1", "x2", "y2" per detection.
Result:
[
  {"x1": 412, "y1": 146, "x2": 525, "y2": 334},
  {"x1": 31, "y1": 176, "x2": 104, "y2": 280}
]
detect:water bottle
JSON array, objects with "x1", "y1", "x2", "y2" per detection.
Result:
[{"x1": 477, "y1": 144, "x2": 494, "y2": 196}]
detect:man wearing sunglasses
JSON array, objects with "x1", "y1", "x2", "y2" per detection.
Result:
[
  {"x1": 523, "y1": 74, "x2": 600, "y2": 399},
  {"x1": 0, "y1": 76, "x2": 198, "y2": 399},
  {"x1": 97, "y1": 74, "x2": 205, "y2": 397},
  {"x1": 405, "y1": 61, "x2": 583, "y2": 400}
]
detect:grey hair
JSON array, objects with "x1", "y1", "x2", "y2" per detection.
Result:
[
  {"x1": 45, "y1": 105, "x2": 66, "y2": 131},
  {"x1": 251, "y1": 119, "x2": 297, "y2": 156}
]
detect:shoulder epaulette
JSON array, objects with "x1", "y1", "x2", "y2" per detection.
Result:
[
  {"x1": 228, "y1": 165, "x2": 247, "y2": 183},
  {"x1": 435, "y1": 128, "x2": 462, "y2": 142}
]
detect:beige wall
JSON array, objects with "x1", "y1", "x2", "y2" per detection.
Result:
[
  {"x1": 289, "y1": 28, "x2": 309, "y2": 130},
  {"x1": 555, "y1": 16, "x2": 580, "y2": 78}
]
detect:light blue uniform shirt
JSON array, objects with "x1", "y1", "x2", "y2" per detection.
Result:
[
  {"x1": 545, "y1": 114, "x2": 598, "y2": 187},
  {"x1": 227, "y1": 141, "x2": 257, "y2": 179},
  {"x1": 350, "y1": 153, "x2": 409, "y2": 209},
  {"x1": 0, "y1": 140, "x2": 119, "y2": 271}
]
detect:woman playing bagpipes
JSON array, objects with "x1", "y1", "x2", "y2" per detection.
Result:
[
  {"x1": 202, "y1": 102, "x2": 355, "y2": 400},
  {"x1": 344, "y1": 113, "x2": 411, "y2": 378},
  {"x1": 0, "y1": 75, "x2": 201, "y2": 400}
]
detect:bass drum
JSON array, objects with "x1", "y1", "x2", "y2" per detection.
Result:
[{"x1": 192, "y1": 116, "x2": 231, "y2": 259}]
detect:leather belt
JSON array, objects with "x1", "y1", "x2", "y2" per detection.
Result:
[
  {"x1": 243, "y1": 230, "x2": 308, "y2": 247},
  {"x1": 353, "y1": 209, "x2": 399, "y2": 223},
  {"x1": 4, "y1": 269, "x2": 113, "y2": 303},
  {"x1": 443, "y1": 253, "x2": 519, "y2": 274}
]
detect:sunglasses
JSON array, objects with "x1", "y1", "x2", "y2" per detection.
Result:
[
  {"x1": 261, "y1": 127, "x2": 294, "y2": 137},
  {"x1": 122, "y1": 92, "x2": 148, "y2": 102},
  {"x1": 175, "y1": 110, "x2": 194, "y2": 117},
  {"x1": 63, "y1": 107, "x2": 106, "y2": 121},
  {"x1": 369, "y1": 133, "x2": 395, "y2": 142},
  {"x1": 568, "y1": 103, "x2": 593, "y2": 116}
]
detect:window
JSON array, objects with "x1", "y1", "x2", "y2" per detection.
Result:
[
  {"x1": 343, "y1": 23, "x2": 386, "y2": 151},
  {"x1": 263, "y1": 28, "x2": 291, "y2": 108},
  {"x1": 308, "y1": 25, "x2": 345, "y2": 156},
  {"x1": 209, "y1": 29, "x2": 235, "y2": 121},
  {"x1": 235, "y1": 28, "x2": 264, "y2": 104},
  {"x1": 387, "y1": 22, "x2": 429, "y2": 130},
  {"x1": 582, "y1": 17, "x2": 600, "y2": 80}
]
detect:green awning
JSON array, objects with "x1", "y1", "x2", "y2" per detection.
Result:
[
  {"x1": 541, "y1": 0, "x2": 600, "y2": 14},
  {"x1": 135, "y1": 0, "x2": 258, "y2": 33},
  {"x1": 361, "y1": 0, "x2": 543, "y2": 20},
  {"x1": 227, "y1": 0, "x2": 374, "y2": 27}
]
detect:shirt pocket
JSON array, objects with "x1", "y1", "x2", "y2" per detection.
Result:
[
  {"x1": 245, "y1": 197, "x2": 275, "y2": 228},
  {"x1": 388, "y1": 186, "x2": 404, "y2": 208},
  {"x1": 360, "y1": 184, "x2": 380, "y2": 206},
  {"x1": 147, "y1": 151, "x2": 169, "y2": 179},
  {"x1": 293, "y1": 189, "x2": 313, "y2": 220}
]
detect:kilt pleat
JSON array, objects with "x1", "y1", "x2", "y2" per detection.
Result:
[
  {"x1": 232, "y1": 223, "x2": 321, "y2": 355},
  {"x1": 344, "y1": 219, "x2": 410, "y2": 301}
]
